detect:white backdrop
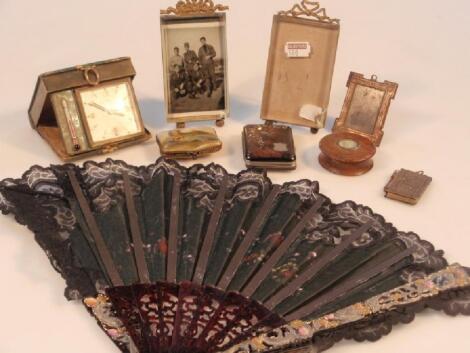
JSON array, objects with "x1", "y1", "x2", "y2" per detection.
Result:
[{"x1": 0, "y1": 0, "x2": 469, "y2": 352}]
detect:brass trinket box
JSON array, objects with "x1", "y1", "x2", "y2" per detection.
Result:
[
  {"x1": 156, "y1": 127, "x2": 222, "y2": 159},
  {"x1": 28, "y1": 57, "x2": 151, "y2": 161},
  {"x1": 242, "y1": 124, "x2": 296, "y2": 170},
  {"x1": 384, "y1": 169, "x2": 432, "y2": 205}
]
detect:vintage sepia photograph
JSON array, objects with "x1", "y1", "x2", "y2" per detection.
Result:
[{"x1": 161, "y1": 14, "x2": 228, "y2": 122}]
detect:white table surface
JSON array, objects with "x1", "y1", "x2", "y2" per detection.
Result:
[{"x1": 0, "y1": 0, "x2": 469, "y2": 352}]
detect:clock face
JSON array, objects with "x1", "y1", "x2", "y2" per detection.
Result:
[{"x1": 78, "y1": 81, "x2": 143, "y2": 146}]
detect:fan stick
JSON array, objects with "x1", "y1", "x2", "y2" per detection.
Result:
[
  {"x1": 264, "y1": 221, "x2": 374, "y2": 310},
  {"x1": 172, "y1": 281, "x2": 195, "y2": 347},
  {"x1": 241, "y1": 197, "x2": 325, "y2": 297},
  {"x1": 297, "y1": 253, "x2": 416, "y2": 321},
  {"x1": 284, "y1": 246, "x2": 415, "y2": 321},
  {"x1": 216, "y1": 310, "x2": 289, "y2": 353},
  {"x1": 205, "y1": 294, "x2": 282, "y2": 351},
  {"x1": 273, "y1": 238, "x2": 405, "y2": 317},
  {"x1": 202, "y1": 204, "x2": 254, "y2": 286},
  {"x1": 167, "y1": 171, "x2": 182, "y2": 283},
  {"x1": 217, "y1": 185, "x2": 282, "y2": 291},
  {"x1": 67, "y1": 171, "x2": 124, "y2": 286},
  {"x1": 195, "y1": 186, "x2": 282, "y2": 346},
  {"x1": 216, "y1": 221, "x2": 373, "y2": 349},
  {"x1": 193, "y1": 175, "x2": 230, "y2": 285},
  {"x1": 123, "y1": 172, "x2": 150, "y2": 284}
]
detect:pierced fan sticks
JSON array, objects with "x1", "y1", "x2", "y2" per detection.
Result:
[
  {"x1": 193, "y1": 175, "x2": 230, "y2": 285},
  {"x1": 217, "y1": 185, "x2": 283, "y2": 290},
  {"x1": 123, "y1": 172, "x2": 150, "y2": 284},
  {"x1": 264, "y1": 221, "x2": 374, "y2": 310},
  {"x1": 241, "y1": 197, "x2": 325, "y2": 297},
  {"x1": 68, "y1": 170, "x2": 124, "y2": 286},
  {"x1": 167, "y1": 171, "x2": 182, "y2": 282}
]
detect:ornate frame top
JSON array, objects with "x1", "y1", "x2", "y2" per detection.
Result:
[
  {"x1": 278, "y1": 0, "x2": 340, "y2": 25},
  {"x1": 161, "y1": 0, "x2": 228, "y2": 16}
]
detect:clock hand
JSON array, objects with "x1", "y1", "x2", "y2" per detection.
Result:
[
  {"x1": 86, "y1": 102, "x2": 125, "y2": 116},
  {"x1": 109, "y1": 110, "x2": 126, "y2": 117},
  {"x1": 86, "y1": 102, "x2": 110, "y2": 113}
]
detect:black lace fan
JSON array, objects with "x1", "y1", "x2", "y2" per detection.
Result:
[{"x1": 1, "y1": 158, "x2": 469, "y2": 353}]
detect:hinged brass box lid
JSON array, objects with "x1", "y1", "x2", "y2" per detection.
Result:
[
  {"x1": 384, "y1": 169, "x2": 432, "y2": 205},
  {"x1": 156, "y1": 127, "x2": 222, "y2": 159},
  {"x1": 242, "y1": 124, "x2": 296, "y2": 170},
  {"x1": 29, "y1": 57, "x2": 136, "y2": 128},
  {"x1": 28, "y1": 57, "x2": 151, "y2": 161}
]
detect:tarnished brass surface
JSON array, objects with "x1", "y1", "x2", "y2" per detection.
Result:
[
  {"x1": 384, "y1": 169, "x2": 432, "y2": 205},
  {"x1": 333, "y1": 72, "x2": 398, "y2": 147},
  {"x1": 28, "y1": 57, "x2": 150, "y2": 161},
  {"x1": 278, "y1": 0, "x2": 339, "y2": 24},
  {"x1": 157, "y1": 127, "x2": 222, "y2": 159},
  {"x1": 161, "y1": 0, "x2": 228, "y2": 15}
]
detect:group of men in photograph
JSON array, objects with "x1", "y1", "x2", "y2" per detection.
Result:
[{"x1": 169, "y1": 37, "x2": 219, "y2": 100}]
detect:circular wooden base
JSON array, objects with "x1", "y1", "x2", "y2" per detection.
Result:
[
  {"x1": 318, "y1": 132, "x2": 376, "y2": 176},
  {"x1": 319, "y1": 152, "x2": 374, "y2": 176}
]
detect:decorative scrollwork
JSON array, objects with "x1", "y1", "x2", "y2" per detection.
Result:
[
  {"x1": 279, "y1": 0, "x2": 340, "y2": 25},
  {"x1": 161, "y1": 0, "x2": 228, "y2": 15}
]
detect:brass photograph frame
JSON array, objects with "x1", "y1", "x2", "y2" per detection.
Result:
[
  {"x1": 261, "y1": 2, "x2": 340, "y2": 131},
  {"x1": 333, "y1": 72, "x2": 398, "y2": 147},
  {"x1": 74, "y1": 78, "x2": 146, "y2": 148},
  {"x1": 160, "y1": 4, "x2": 229, "y2": 127}
]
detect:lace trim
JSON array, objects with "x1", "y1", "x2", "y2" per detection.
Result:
[{"x1": 279, "y1": 179, "x2": 320, "y2": 202}]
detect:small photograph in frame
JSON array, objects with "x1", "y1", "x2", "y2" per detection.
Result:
[
  {"x1": 333, "y1": 72, "x2": 399, "y2": 146},
  {"x1": 161, "y1": 11, "x2": 229, "y2": 125}
]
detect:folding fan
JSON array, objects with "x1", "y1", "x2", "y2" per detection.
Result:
[{"x1": 1, "y1": 158, "x2": 469, "y2": 353}]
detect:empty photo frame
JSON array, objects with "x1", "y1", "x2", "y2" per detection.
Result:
[{"x1": 261, "y1": 1, "x2": 340, "y2": 131}]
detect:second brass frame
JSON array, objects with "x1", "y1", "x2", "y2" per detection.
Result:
[
  {"x1": 261, "y1": 14, "x2": 340, "y2": 130},
  {"x1": 333, "y1": 72, "x2": 398, "y2": 146}
]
